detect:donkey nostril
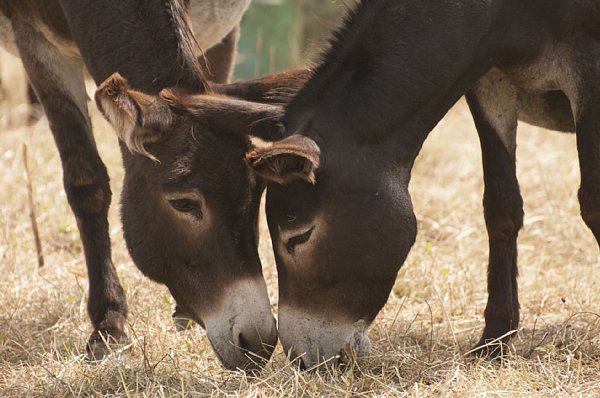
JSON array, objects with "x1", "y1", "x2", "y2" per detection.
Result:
[{"x1": 286, "y1": 226, "x2": 315, "y2": 254}]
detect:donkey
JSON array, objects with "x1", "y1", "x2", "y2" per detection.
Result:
[
  {"x1": 95, "y1": 70, "x2": 309, "y2": 369},
  {"x1": 0, "y1": 0, "x2": 291, "y2": 370},
  {"x1": 242, "y1": 0, "x2": 600, "y2": 367},
  {"x1": 21, "y1": 0, "x2": 248, "y2": 120}
]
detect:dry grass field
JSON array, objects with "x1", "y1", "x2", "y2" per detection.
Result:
[{"x1": 1, "y1": 46, "x2": 599, "y2": 397}]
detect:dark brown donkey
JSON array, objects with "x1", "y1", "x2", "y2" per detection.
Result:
[
  {"x1": 0, "y1": 0, "x2": 289, "y2": 370},
  {"x1": 95, "y1": 70, "x2": 308, "y2": 369},
  {"x1": 21, "y1": 0, "x2": 249, "y2": 121},
  {"x1": 243, "y1": 0, "x2": 600, "y2": 367}
]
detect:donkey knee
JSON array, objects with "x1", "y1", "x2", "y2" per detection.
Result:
[
  {"x1": 578, "y1": 186, "x2": 600, "y2": 240},
  {"x1": 63, "y1": 159, "x2": 111, "y2": 218},
  {"x1": 483, "y1": 190, "x2": 523, "y2": 241}
]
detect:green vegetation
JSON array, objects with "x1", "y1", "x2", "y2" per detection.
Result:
[{"x1": 236, "y1": 0, "x2": 350, "y2": 78}]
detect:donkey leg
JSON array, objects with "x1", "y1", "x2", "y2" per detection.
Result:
[
  {"x1": 198, "y1": 25, "x2": 240, "y2": 84},
  {"x1": 466, "y1": 71, "x2": 523, "y2": 357},
  {"x1": 12, "y1": 19, "x2": 128, "y2": 359},
  {"x1": 574, "y1": 70, "x2": 600, "y2": 248},
  {"x1": 577, "y1": 120, "x2": 600, "y2": 243}
]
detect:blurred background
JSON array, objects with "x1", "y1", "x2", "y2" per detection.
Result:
[
  {"x1": 0, "y1": 0, "x2": 353, "y2": 107},
  {"x1": 235, "y1": 0, "x2": 354, "y2": 79}
]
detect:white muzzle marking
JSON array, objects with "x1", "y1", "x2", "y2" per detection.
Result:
[
  {"x1": 202, "y1": 276, "x2": 277, "y2": 369},
  {"x1": 278, "y1": 305, "x2": 371, "y2": 368}
]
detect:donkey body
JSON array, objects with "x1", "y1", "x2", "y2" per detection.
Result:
[
  {"x1": 0, "y1": 0, "x2": 287, "y2": 370},
  {"x1": 245, "y1": 0, "x2": 600, "y2": 367}
]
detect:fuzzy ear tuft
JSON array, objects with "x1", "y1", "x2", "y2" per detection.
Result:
[
  {"x1": 95, "y1": 73, "x2": 173, "y2": 161},
  {"x1": 245, "y1": 135, "x2": 321, "y2": 185}
]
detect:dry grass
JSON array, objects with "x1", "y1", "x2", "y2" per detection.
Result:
[{"x1": 1, "y1": 48, "x2": 599, "y2": 397}]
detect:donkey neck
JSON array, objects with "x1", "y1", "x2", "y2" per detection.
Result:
[
  {"x1": 57, "y1": 0, "x2": 206, "y2": 93},
  {"x1": 286, "y1": 0, "x2": 508, "y2": 162}
]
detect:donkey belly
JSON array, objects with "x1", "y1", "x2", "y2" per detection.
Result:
[
  {"x1": 189, "y1": 0, "x2": 250, "y2": 50},
  {"x1": 503, "y1": 40, "x2": 578, "y2": 133},
  {"x1": 516, "y1": 90, "x2": 575, "y2": 133}
]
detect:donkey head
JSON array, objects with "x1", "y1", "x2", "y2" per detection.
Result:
[
  {"x1": 246, "y1": 131, "x2": 417, "y2": 369},
  {"x1": 95, "y1": 73, "x2": 283, "y2": 370}
]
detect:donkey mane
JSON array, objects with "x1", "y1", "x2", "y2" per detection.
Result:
[
  {"x1": 0, "y1": 0, "x2": 71, "y2": 39},
  {"x1": 287, "y1": 0, "x2": 384, "y2": 113},
  {"x1": 163, "y1": 0, "x2": 209, "y2": 93}
]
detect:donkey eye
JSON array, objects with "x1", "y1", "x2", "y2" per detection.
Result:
[
  {"x1": 286, "y1": 226, "x2": 315, "y2": 254},
  {"x1": 169, "y1": 199, "x2": 202, "y2": 218}
]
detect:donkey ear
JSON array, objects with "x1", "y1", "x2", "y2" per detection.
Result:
[
  {"x1": 159, "y1": 89, "x2": 286, "y2": 141},
  {"x1": 95, "y1": 73, "x2": 174, "y2": 160},
  {"x1": 245, "y1": 135, "x2": 321, "y2": 185}
]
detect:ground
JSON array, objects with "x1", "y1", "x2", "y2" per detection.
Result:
[{"x1": 0, "y1": 48, "x2": 599, "y2": 397}]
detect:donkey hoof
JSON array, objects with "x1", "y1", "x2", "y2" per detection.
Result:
[
  {"x1": 86, "y1": 331, "x2": 130, "y2": 362},
  {"x1": 469, "y1": 338, "x2": 509, "y2": 359}
]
